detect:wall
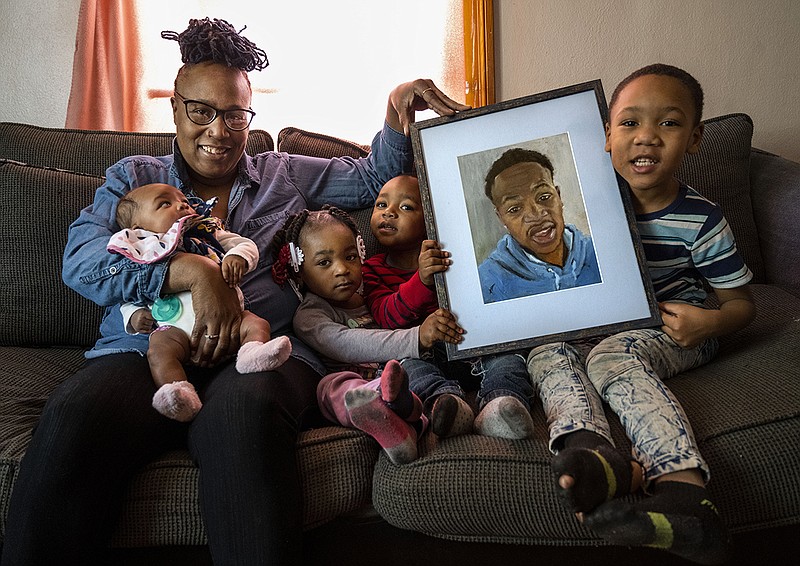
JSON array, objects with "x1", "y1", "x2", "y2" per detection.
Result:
[
  {"x1": 1, "y1": 0, "x2": 798, "y2": 161},
  {"x1": 0, "y1": 0, "x2": 80, "y2": 127},
  {"x1": 495, "y1": 0, "x2": 800, "y2": 162}
]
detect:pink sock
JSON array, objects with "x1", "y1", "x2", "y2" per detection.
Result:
[
  {"x1": 152, "y1": 381, "x2": 202, "y2": 422},
  {"x1": 378, "y1": 360, "x2": 423, "y2": 422},
  {"x1": 345, "y1": 387, "x2": 418, "y2": 465},
  {"x1": 236, "y1": 336, "x2": 292, "y2": 374},
  {"x1": 380, "y1": 359, "x2": 405, "y2": 402}
]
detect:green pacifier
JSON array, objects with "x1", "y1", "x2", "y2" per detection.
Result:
[{"x1": 152, "y1": 295, "x2": 182, "y2": 324}]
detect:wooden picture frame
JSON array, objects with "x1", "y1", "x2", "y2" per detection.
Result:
[{"x1": 411, "y1": 80, "x2": 660, "y2": 360}]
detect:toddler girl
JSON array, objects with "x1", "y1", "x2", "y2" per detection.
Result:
[{"x1": 271, "y1": 206, "x2": 463, "y2": 464}]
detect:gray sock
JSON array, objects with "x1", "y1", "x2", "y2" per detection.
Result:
[
  {"x1": 474, "y1": 396, "x2": 534, "y2": 440},
  {"x1": 430, "y1": 393, "x2": 474, "y2": 438}
]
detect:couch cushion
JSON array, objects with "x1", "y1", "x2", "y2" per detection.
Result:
[
  {"x1": 277, "y1": 126, "x2": 370, "y2": 159},
  {"x1": 0, "y1": 122, "x2": 274, "y2": 178},
  {"x1": 675, "y1": 113, "x2": 765, "y2": 282},
  {"x1": 749, "y1": 149, "x2": 800, "y2": 295},
  {"x1": 0, "y1": 160, "x2": 105, "y2": 347},
  {"x1": 668, "y1": 285, "x2": 800, "y2": 531},
  {"x1": 373, "y1": 283, "x2": 800, "y2": 542},
  {"x1": 373, "y1": 418, "x2": 596, "y2": 545},
  {"x1": 0, "y1": 346, "x2": 88, "y2": 538}
]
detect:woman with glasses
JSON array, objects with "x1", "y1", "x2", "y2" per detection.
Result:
[{"x1": 1, "y1": 17, "x2": 467, "y2": 566}]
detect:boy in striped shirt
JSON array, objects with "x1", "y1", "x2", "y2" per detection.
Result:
[{"x1": 526, "y1": 64, "x2": 755, "y2": 564}]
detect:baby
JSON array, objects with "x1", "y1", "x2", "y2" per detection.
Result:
[{"x1": 108, "y1": 183, "x2": 292, "y2": 421}]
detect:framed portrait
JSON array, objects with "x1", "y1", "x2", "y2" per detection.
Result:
[{"x1": 411, "y1": 80, "x2": 660, "y2": 360}]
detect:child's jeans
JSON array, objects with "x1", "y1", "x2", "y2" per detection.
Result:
[
  {"x1": 402, "y1": 352, "x2": 533, "y2": 412},
  {"x1": 528, "y1": 329, "x2": 717, "y2": 482},
  {"x1": 526, "y1": 340, "x2": 613, "y2": 452}
]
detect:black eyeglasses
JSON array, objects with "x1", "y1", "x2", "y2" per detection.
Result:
[{"x1": 174, "y1": 92, "x2": 255, "y2": 131}]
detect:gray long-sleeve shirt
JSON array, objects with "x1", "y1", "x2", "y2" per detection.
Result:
[{"x1": 293, "y1": 292, "x2": 420, "y2": 374}]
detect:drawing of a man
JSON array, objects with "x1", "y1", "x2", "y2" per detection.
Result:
[{"x1": 478, "y1": 148, "x2": 601, "y2": 303}]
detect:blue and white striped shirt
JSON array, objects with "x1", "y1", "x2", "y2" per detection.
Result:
[{"x1": 637, "y1": 184, "x2": 752, "y2": 305}]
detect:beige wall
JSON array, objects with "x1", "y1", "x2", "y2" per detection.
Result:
[
  {"x1": 495, "y1": 0, "x2": 800, "y2": 162},
  {"x1": 0, "y1": 0, "x2": 80, "y2": 128},
  {"x1": 2, "y1": 0, "x2": 798, "y2": 162}
]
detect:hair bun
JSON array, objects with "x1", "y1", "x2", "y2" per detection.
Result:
[{"x1": 161, "y1": 18, "x2": 268, "y2": 72}]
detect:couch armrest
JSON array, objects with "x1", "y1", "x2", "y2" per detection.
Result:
[{"x1": 749, "y1": 149, "x2": 800, "y2": 296}]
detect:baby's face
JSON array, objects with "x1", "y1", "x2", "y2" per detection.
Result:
[
  {"x1": 130, "y1": 184, "x2": 194, "y2": 233},
  {"x1": 370, "y1": 175, "x2": 427, "y2": 251}
]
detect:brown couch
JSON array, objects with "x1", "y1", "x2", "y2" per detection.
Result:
[{"x1": 1, "y1": 115, "x2": 798, "y2": 565}]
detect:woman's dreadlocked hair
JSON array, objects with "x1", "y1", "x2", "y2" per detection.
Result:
[
  {"x1": 161, "y1": 18, "x2": 268, "y2": 72},
  {"x1": 271, "y1": 206, "x2": 362, "y2": 289}
]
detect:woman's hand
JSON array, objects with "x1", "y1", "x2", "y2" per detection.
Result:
[
  {"x1": 387, "y1": 80, "x2": 471, "y2": 136},
  {"x1": 164, "y1": 253, "x2": 243, "y2": 366}
]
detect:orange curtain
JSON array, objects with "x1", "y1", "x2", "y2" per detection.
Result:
[{"x1": 66, "y1": 0, "x2": 143, "y2": 131}]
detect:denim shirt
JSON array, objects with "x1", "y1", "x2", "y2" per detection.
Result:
[{"x1": 63, "y1": 122, "x2": 413, "y2": 374}]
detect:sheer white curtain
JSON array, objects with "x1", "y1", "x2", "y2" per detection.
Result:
[{"x1": 137, "y1": 0, "x2": 465, "y2": 144}]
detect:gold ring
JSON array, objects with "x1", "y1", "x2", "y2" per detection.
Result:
[{"x1": 420, "y1": 87, "x2": 434, "y2": 98}]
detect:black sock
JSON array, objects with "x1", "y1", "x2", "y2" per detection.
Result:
[
  {"x1": 552, "y1": 431, "x2": 633, "y2": 513},
  {"x1": 382, "y1": 390, "x2": 414, "y2": 420},
  {"x1": 583, "y1": 481, "x2": 732, "y2": 565},
  {"x1": 561, "y1": 429, "x2": 609, "y2": 450}
]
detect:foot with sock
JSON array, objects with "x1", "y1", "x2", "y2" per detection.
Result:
[
  {"x1": 152, "y1": 380, "x2": 202, "y2": 422},
  {"x1": 235, "y1": 336, "x2": 292, "y2": 374},
  {"x1": 345, "y1": 386, "x2": 419, "y2": 465},
  {"x1": 378, "y1": 360, "x2": 406, "y2": 404},
  {"x1": 377, "y1": 360, "x2": 424, "y2": 424},
  {"x1": 430, "y1": 393, "x2": 474, "y2": 438},
  {"x1": 583, "y1": 479, "x2": 732, "y2": 565},
  {"x1": 473, "y1": 396, "x2": 534, "y2": 440},
  {"x1": 551, "y1": 431, "x2": 636, "y2": 513}
]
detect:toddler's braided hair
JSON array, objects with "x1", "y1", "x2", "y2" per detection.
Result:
[
  {"x1": 161, "y1": 18, "x2": 268, "y2": 72},
  {"x1": 271, "y1": 206, "x2": 361, "y2": 287}
]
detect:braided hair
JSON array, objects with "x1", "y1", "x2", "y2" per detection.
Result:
[
  {"x1": 161, "y1": 18, "x2": 268, "y2": 72},
  {"x1": 271, "y1": 206, "x2": 362, "y2": 289}
]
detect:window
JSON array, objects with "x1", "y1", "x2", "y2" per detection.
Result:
[{"x1": 133, "y1": 0, "x2": 492, "y2": 143}]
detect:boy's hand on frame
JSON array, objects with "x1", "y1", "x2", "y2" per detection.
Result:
[
  {"x1": 418, "y1": 308, "x2": 464, "y2": 349},
  {"x1": 418, "y1": 240, "x2": 452, "y2": 287}
]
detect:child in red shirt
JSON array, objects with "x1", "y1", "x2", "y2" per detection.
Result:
[{"x1": 363, "y1": 175, "x2": 535, "y2": 439}]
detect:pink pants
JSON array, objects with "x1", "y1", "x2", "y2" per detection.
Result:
[{"x1": 316, "y1": 371, "x2": 380, "y2": 428}]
